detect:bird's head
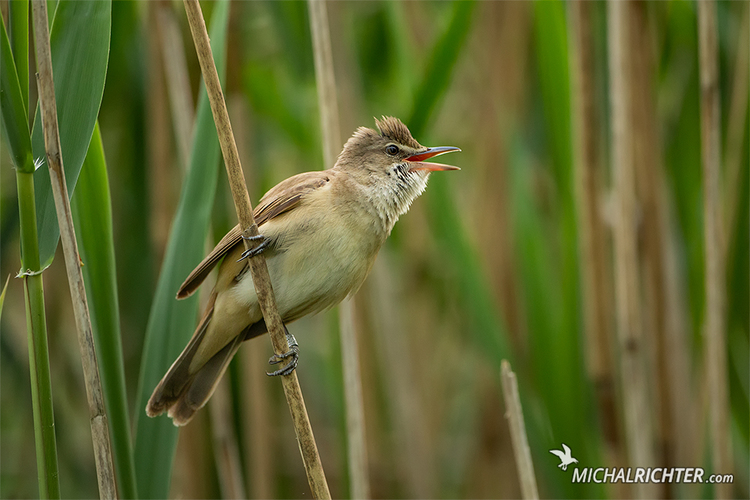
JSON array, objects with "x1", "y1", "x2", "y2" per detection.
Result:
[{"x1": 334, "y1": 116, "x2": 460, "y2": 229}]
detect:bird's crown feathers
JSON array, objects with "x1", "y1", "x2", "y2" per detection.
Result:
[{"x1": 374, "y1": 116, "x2": 422, "y2": 149}]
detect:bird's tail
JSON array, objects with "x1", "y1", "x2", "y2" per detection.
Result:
[
  {"x1": 146, "y1": 294, "x2": 241, "y2": 426},
  {"x1": 165, "y1": 335, "x2": 243, "y2": 426}
]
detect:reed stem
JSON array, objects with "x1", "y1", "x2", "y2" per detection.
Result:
[
  {"x1": 697, "y1": 1, "x2": 732, "y2": 497},
  {"x1": 568, "y1": 0, "x2": 620, "y2": 472},
  {"x1": 182, "y1": 1, "x2": 331, "y2": 497},
  {"x1": 500, "y1": 361, "x2": 538, "y2": 500},
  {"x1": 307, "y1": 0, "x2": 371, "y2": 497},
  {"x1": 32, "y1": 0, "x2": 117, "y2": 497},
  {"x1": 11, "y1": 2, "x2": 60, "y2": 495},
  {"x1": 607, "y1": 2, "x2": 656, "y2": 497},
  {"x1": 16, "y1": 168, "x2": 61, "y2": 500}
]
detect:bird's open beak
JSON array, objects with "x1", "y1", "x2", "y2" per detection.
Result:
[{"x1": 406, "y1": 146, "x2": 461, "y2": 172}]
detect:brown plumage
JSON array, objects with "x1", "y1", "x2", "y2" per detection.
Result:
[{"x1": 146, "y1": 117, "x2": 459, "y2": 425}]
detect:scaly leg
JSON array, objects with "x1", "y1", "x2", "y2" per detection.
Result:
[
  {"x1": 267, "y1": 326, "x2": 299, "y2": 377},
  {"x1": 237, "y1": 234, "x2": 270, "y2": 262}
]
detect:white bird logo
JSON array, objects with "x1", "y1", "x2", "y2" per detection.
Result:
[{"x1": 549, "y1": 444, "x2": 578, "y2": 471}]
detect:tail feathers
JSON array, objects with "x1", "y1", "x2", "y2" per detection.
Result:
[
  {"x1": 166, "y1": 320, "x2": 269, "y2": 424},
  {"x1": 167, "y1": 335, "x2": 243, "y2": 425},
  {"x1": 146, "y1": 304, "x2": 270, "y2": 426},
  {"x1": 146, "y1": 298, "x2": 215, "y2": 419}
]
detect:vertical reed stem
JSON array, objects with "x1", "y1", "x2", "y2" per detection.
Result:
[
  {"x1": 629, "y1": 7, "x2": 675, "y2": 496},
  {"x1": 568, "y1": 0, "x2": 621, "y2": 474},
  {"x1": 697, "y1": 2, "x2": 732, "y2": 497},
  {"x1": 16, "y1": 169, "x2": 61, "y2": 499},
  {"x1": 8, "y1": 1, "x2": 59, "y2": 496},
  {"x1": 607, "y1": 2, "x2": 656, "y2": 497},
  {"x1": 308, "y1": 0, "x2": 341, "y2": 169},
  {"x1": 307, "y1": 0, "x2": 371, "y2": 497},
  {"x1": 31, "y1": 0, "x2": 117, "y2": 497},
  {"x1": 182, "y1": 1, "x2": 330, "y2": 497},
  {"x1": 500, "y1": 361, "x2": 538, "y2": 500}
]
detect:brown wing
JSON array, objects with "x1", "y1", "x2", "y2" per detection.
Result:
[{"x1": 176, "y1": 171, "x2": 332, "y2": 299}]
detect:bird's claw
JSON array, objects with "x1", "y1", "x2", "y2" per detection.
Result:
[
  {"x1": 237, "y1": 234, "x2": 269, "y2": 262},
  {"x1": 266, "y1": 345, "x2": 299, "y2": 376},
  {"x1": 266, "y1": 329, "x2": 299, "y2": 377}
]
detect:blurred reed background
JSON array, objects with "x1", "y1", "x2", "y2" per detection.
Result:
[{"x1": 1, "y1": 0, "x2": 748, "y2": 499}]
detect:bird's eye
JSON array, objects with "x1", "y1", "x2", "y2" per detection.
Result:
[{"x1": 385, "y1": 144, "x2": 399, "y2": 156}]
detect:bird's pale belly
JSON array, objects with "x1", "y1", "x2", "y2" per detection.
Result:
[{"x1": 231, "y1": 217, "x2": 378, "y2": 325}]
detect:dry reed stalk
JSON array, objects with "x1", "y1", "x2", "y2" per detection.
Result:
[
  {"x1": 181, "y1": 1, "x2": 330, "y2": 497},
  {"x1": 209, "y1": 379, "x2": 247, "y2": 499},
  {"x1": 627, "y1": 8, "x2": 702, "y2": 494},
  {"x1": 31, "y1": 1, "x2": 116, "y2": 498},
  {"x1": 607, "y1": 2, "x2": 656, "y2": 497},
  {"x1": 568, "y1": 1, "x2": 621, "y2": 483},
  {"x1": 500, "y1": 361, "x2": 538, "y2": 500},
  {"x1": 308, "y1": 0, "x2": 341, "y2": 170},
  {"x1": 629, "y1": 5, "x2": 674, "y2": 495},
  {"x1": 307, "y1": 1, "x2": 370, "y2": 498},
  {"x1": 338, "y1": 296, "x2": 370, "y2": 498},
  {"x1": 697, "y1": 2, "x2": 732, "y2": 498},
  {"x1": 158, "y1": 1, "x2": 194, "y2": 171}
]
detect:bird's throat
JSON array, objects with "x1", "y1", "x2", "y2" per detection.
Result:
[{"x1": 369, "y1": 168, "x2": 429, "y2": 234}]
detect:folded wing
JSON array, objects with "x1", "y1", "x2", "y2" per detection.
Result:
[{"x1": 176, "y1": 171, "x2": 333, "y2": 299}]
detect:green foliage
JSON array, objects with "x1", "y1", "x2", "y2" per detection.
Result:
[
  {"x1": 407, "y1": 1, "x2": 476, "y2": 137},
  {"x1": 266, "y1": 0, "x2": 314, "y2": 80},
  {"x1": 508, "y1": 139, "x2": 598, "y2": 498},
  {"x1": 243, "y1": 63, "x2": 316, "y2": 152},
  {"x1": 132, "y1": 2, "x2": 229, "y2": 497},
  {"x1": 661, "y1": 0, "x2": 705, "y2": 340},
  {"x1": 528, "y1": 3, "x2": 592, "y2": 497},
  {"x1": 9, "y1": 0, "x2": 30, "y2": 111},
  {"x1": 31, "y1": 0, "x2": 111, "y2": 267},
  {"x1": 71, "y1": 123, "x2": 136, "y2": 499},
  {"x1": 4, "y1": 4, "x2": 62, "y2": 496},
  {"x1": 0, "y1": 14, "x2": 33, "y2": 174}
]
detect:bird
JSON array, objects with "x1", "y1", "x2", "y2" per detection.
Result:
[
  {"x1": 549, "y1": 444, "x2": 578, "y2": 471},
  {"x1": 146, "y1": 116, "x2": 460, "y2": 425}
]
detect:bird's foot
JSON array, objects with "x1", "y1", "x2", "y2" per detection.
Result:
[
  {"x1": 267, "y1": 328, "x2": 299, "y2": 377},
  {"x1": 237, "y1": 234, "x2": 269, "y2": 262}
]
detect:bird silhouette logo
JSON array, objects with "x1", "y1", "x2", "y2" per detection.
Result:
[{"x1": 549, "y1": 444, "x2": 578, "y2": 471}]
